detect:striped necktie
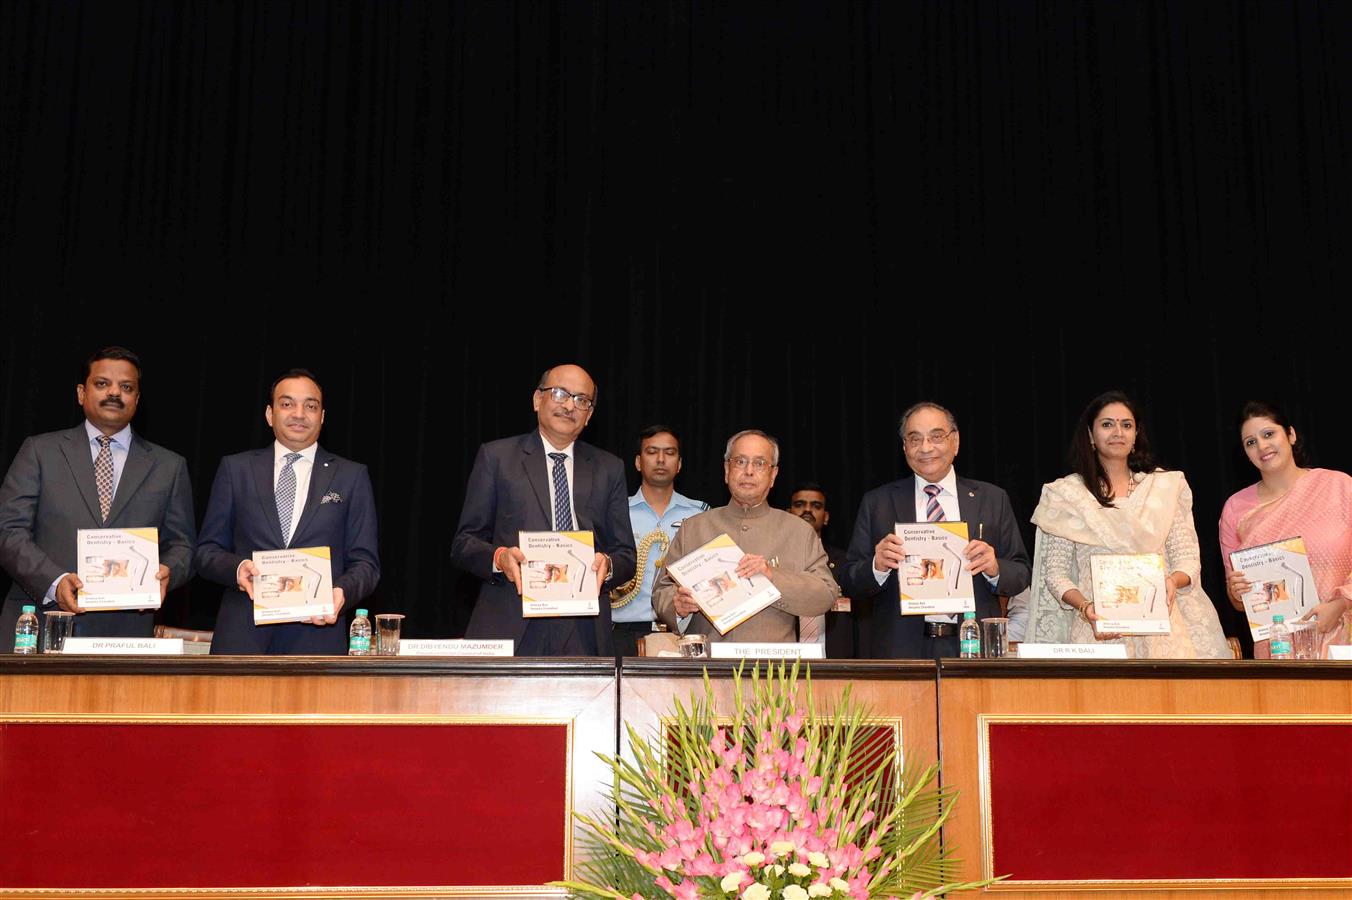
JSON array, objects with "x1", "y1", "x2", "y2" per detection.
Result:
[{"x1": 924, "y1": 484, "x2": 946, "y2": 522}]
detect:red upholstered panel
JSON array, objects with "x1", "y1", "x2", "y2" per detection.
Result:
[
  {"x1": 987, "y1": 721, "x2": 1352, "y2": 881},
  {"x1": 0, "y1": 721, "x2": 569, "y2": 889}
]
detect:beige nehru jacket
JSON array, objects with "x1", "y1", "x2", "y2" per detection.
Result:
[{"x1": 653, "y1": 502, "x2": 839, "y2": 642}]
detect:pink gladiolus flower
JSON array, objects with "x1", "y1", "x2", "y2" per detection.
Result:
[
  {"x1": 672, "y1": 880, "x2": 701, "y2": 900},
  {"x1": 785, "y1": 712, "x2": 805, "y2": 735},
  {"x1": 654, "y1": 876, "x2": 675, "y2": 893}
]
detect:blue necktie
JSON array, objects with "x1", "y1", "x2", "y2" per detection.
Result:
[
  {"x1": 276, "y1": 452, "x2": 303, "y2": 545},
  {"x1": 549, "y1": 452, "x2": 573, "y2": 530}
]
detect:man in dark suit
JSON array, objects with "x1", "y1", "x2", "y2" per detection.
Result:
[
  {"x1": 788, "y1": 482, "x2": 862, "y2": 657},
  {"x1": 841, "y1": 402, "x2": 1030, "y2": 659},
  {"x1": 0, "y1": 347, "x2": 196, "y2": 643},
  {"x1": 195, "y1": 369, "x2": 379, "y2": 654},
  {"x1": 451, "y1": 364, "x2": 636, "y2": 656}
]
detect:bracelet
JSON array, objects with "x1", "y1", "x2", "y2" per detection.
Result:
[
  {"x1": 492, "y1": 546, "x2": 508, "y2": 570},
  {"x1": 1079, "y1": 601, "x2": 1094, "y2": 622}
]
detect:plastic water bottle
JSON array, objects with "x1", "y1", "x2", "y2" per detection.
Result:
[
  {"x1": 959, "y1": 611, "x2": 981, "y2": 658},
  {"x1": 14, "y1": 604, "x2": 39, "y2": 654},
  {"x1": 1269, "y1": 614, "x2": 1292, "y2": 660},
  {"x1": 348, "y1": 608, "x2": 372, "y2": 656}
]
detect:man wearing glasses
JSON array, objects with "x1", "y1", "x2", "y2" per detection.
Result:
[
  {"x1": 452, "y1": 364, "x2": 636, "y2": 656},
  {"x1": 652, "y1": 430, "x2": 838, "y2": 642},
  {"x1": 841, "y1": 402, "x2": 1030, "y2": 659}
]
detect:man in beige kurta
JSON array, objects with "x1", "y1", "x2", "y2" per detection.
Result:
[{"x1": 653, "y1": 430, "x2": 838, "y2": 642}]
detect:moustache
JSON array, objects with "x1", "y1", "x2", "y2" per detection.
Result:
[{"x1": 100, "y1": 399, "x2": 124, "y2": 408}]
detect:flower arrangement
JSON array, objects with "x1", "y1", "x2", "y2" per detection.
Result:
[{"x1": 555, "y1": 662, "x2": 998, "y2": 899}]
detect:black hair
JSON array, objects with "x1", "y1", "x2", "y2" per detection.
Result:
[
  {"x1": 1068, "y1": 390, "x2": 1159, "y2": 508},
  {"x1": 789, "y1": 481, "x2": 827, "y2": 501},
  {"x1": 1237, "y1": 401, "x2": 1308, "y2": 467},
  {"x1": 83, "y1": 346, "x2": 142, "y2": 384},
  {"x1": 637, "y1": 424, "x2": 681, "y2": 455},
  {"x1": 269, "y1": 368, "x2": 323, "y2": 404}
]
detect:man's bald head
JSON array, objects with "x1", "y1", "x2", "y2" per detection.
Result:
[{"x1": 533, "y1": 364, "x2": 598, "y2": 449}]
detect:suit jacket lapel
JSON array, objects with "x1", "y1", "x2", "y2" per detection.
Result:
[
  {"x1": 58, "y1": 425, "x2": 105, "y2": 525},
  {"x1": 251, "y1": 449, "x2": 287, "y2": 547},
  {"x1": 892, "y1": 476, "x2": 917, "y2": 526},
  {"x1": 571, "y1": 444, "x2": 594, "y2": 530},
  {"x1": 955, "y1": 477, "x2": 977, "y2": 529},
  {"x1": 520, "y1": 434, "x2": 553, "y2": 525},
  {"x1": 291, "y1": 448, "x2": 337, "y2": 545},
  {"x1": 106, "y1": 435, "x2": 152, "y2": 524}
]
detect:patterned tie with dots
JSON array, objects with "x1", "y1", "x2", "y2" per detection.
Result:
[
  {"x1": 549, "y1": 452, "x2": 573, "y2": 530},
  {"x1": 276, "y1": 452, "x2": 303, "y2": 546},
  {"x1": 94, "y1": 435, "x2": 114, "y2": 522}
]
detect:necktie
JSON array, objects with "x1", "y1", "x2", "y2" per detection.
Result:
[
  {"x1": 276, "y1": 452, "x2": 303, "y2": 545},
  {"x1": 549, "y1": 452, "x2": 573, "y2": 530},
  {"x1": 798, "y1": 614, "x2": 824, "y2": 644},
  {"x1": 94, "y1": 435, "x2": 114, "y2": 522},
  {"x1": 924, "y1": 484, "x2": 946, "y2": 522}
]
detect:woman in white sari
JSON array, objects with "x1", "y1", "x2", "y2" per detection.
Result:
[{"x1": 1026, "y1": 391, "x2": 1230, "y2": 658}]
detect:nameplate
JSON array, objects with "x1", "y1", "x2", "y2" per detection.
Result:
[
  {"x1": 62, "y1": 638, "x2": 185, "y2": 655},
  {"x1": 1329, "y1": 646, "x2": 1352, "y2": 661},
  {"x1": 1018, "y1": 643, "x2": 1128, "y2": 660},
  {"x1": 399, "y1": 639, "x2": 514, "y2": 657},
  {"x1": 710, "y1": 642, "x2": 825, "y2": 660}
]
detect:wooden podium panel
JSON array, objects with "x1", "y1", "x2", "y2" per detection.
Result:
[
  {"x1": 938, "y1": 660, "x2": 1352, "y2": 899},
  {"x1": 0, "y1": 657, "x2": 618, "y2": 899}
]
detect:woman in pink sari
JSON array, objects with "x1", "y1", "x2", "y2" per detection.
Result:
[{"x1": 1219, "y1": 402, "x2": 1352, "y2": 658}]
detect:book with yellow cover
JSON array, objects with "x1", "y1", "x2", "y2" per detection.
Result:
[
  {"x1": 519, "y1": 530, "x2": 599, "y2": 617},
  {"x1": 894, "y1": 522, "x2": 974, "y2": 615},
  {"x1": 1230, "y1": 536, "x2": 1317, "y2": 642},
  {"x1": 77, "y1": 528, "x2": 161, "y2": 611},
  {"x1": 252, "y1": 546, "x2": 333, "y2": 624},
  {"x1": 1089, "y1": 553, "x2": 1170, "y2": 635},
  {"x1": 664, "y1": 532, "x2": 781, "y2": 635}
]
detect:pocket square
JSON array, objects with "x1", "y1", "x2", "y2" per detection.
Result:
[{"x1": 320, "y1": 491, "x2": 343, "y2": 505}]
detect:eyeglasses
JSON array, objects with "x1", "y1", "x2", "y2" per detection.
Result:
[
  {"x1": 903, "y1": 429, "x2": 955, "y2": 450},
  {"x1": 727, "y1": 456, "x2": 775, "y2": 472},
  {"x1": 537, "y1": 386, "x2": 595, "y2": 410}
]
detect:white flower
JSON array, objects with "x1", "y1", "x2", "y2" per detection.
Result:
[
  {"x1": 808, "y1": 885, "x2": 833, "y2": 898},
  {"x1": 741, "y1": 851, "x2": 766, "y2": 867},
  {"x1": 807, "y1": 851, "x2": 830, "y2": 868},
  {"x1": 829, "y1": 878, "x2": 850, "y2": 892},
  {"x1": 783, "y1": 886, "x2": 808, "y2": 900},
  {"x1": 788, "y1": 862, "x2": 812, "y2": 878},
  {"x1": 721, "y1": 871, "x2": 746, "y2": 892},
  {"x1": 770, "y1": 840, "x2": 797, "y2": 857},
  {"x1": 767, "y1": 864, "x2": 785, "y2": 877},
  {"x1": 743, "y1": 884, "x2": 771, "y2": 900}
]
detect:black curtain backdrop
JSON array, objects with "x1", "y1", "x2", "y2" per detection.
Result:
[{"x1": 2, "y1": 1, "x2": 1347, "y2": 652}]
